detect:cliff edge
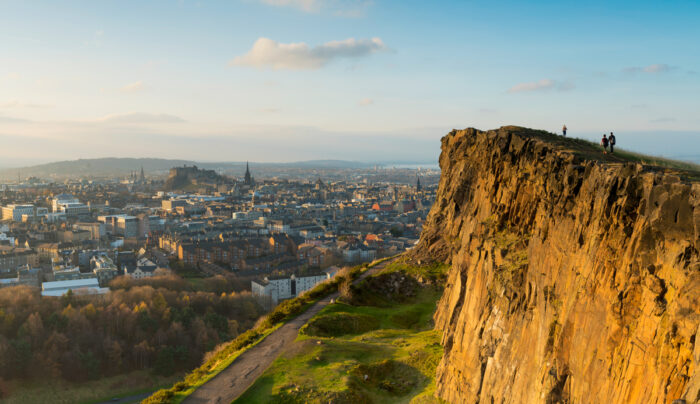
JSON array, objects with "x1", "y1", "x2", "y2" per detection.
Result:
[{"x1": 414, "y1": 126, "x2": 700, "y2": 403}]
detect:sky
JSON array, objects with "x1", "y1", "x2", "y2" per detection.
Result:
[{"x1": 1, "y1": 0, "x2": 699, "y2": 166}]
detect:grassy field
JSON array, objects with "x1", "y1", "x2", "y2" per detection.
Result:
[
  {"x1": 234, "y1": 262, "x2": 448, "y2": 404},
  {"x1": 0, "y1": 370, "x2": 183, "y2": 404},
  {"x1": 508, "y1": 127, "x2": 700, "y2": 180}
]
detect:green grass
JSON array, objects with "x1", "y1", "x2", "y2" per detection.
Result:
[
  {"x1": 1, "y1": 370, "x2": 182, "y2": 404},
  {"x1": 381, "y1": 260, "x2": 450, "y2": 285},
  {"x1": 143, "y1": 256, "x2": 397, "y2": 404},
  {"x1": 300, "y1": 312, "x2": 380, "y2": 337},
  {"x1": 504, "y1": 126, "x2": 700, "y2": 180},
  {"x1": 234, "y1": 264, "x2": 447, "y2": 404},
  {"x1": 167, "y1": 324, "x2": 282, "y2": 403}
]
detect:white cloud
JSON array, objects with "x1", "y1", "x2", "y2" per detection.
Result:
[
  {"x1": 507, "y1": 79, "x2": 575, "y2": 93},
  {"x1": 120, "y1": 81, "x2": 145, "y2": 92},
  {"x1": 358, "y1": 98, "x2": 373, "y2": 106},
  {"x1": 261, "y1": 0, "x2": 319, "y2": 12},
  {"x1": 259, "y1": 0, "x2": 372, "y2": 16},
  {"x1": 624, "y1": 64, "x2": 674, "y2": 74},
  {"x1": 96, "y1": 113, "x2": 185, "y2": 124},
  {"x1": 508, "y1": 79, "x2": 556, "y2": 93},
  {"x1": 644, "y1": 64, "x2": 671, "y2": 73},
  {"x1": 231, "y1": 37, "x2": 387, "y2": 70}
]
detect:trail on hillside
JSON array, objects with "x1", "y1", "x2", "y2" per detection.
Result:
[{"x1": 183, "y1": 259, "x2": 395, "y2": 404}]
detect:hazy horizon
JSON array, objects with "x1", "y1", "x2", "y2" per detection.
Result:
[
  {"x1": 1, "y1": 128, "x2": 699, "y2": 169},
  {"x1": 1, "y1": 1, "x2": 699, "y2": 165}
]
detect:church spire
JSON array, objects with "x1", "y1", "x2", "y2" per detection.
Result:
[
  {"x1": 244, "y1": 161, "x2": 253, "y2": 185},
  {"x1": 416, "y1": 175, "x2": 422, "y2": 192}
]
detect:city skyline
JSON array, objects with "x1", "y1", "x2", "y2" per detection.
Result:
[{"x1": 1, "y1": 0, "x2": 699, "y2": 165}]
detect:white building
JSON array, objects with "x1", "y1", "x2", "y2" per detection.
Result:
[
  {"x1": 342, "y1": 246, "x2": 376, "y2": 263},
  {"x1": 251, "y1": 272, "x2": 329, "y2": 306},
  {"x1": 251, "y1": 276, "x2": 292, "y2": 306},
  {"x1": 91, "y1": 256, "x2": 119, "y2": 286},
  {"x1": 41, "y1": 212, "x2": 67, "y2": 223},
  {"x1": 41, "y1": 278, "x2": 108, "y2": 297},
  {"x1": 20, "y1": 207, "x2": 49, "y2": 223},
  {"x1": 123, "y1": 257, "x2": 159, "y2": 279},
  {"x1": 323, "y1": 266, "x2": 341, "y2": 279},
  {"x1": 294, "y1": 273, "x2": 328, "y2": 295},
  {"x1": 268, "y1": 220, "x2": 290, "y2": 234},
  {"x1": 52, "y1": 193, "x2": 79, "y2": 212},
  {"x1": 0, "y1": 232, "x2": 15, "y2": 246},
  {"x1": 2, "y1": 204, "x2": 35, "y2": 221},
  {"x1": 60, "y1": 202, "x2": 90, "y2": 217},
  {"x1": 99, "y1": 215, "x2": 139, "y2": 237}
]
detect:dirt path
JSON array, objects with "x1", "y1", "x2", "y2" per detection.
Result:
[{"x1": 182, "y1": 259, "x2": 394, "y2": 404}]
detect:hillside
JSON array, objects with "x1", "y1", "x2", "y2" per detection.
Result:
[
  {"x1": 412, "y1": 126, "x2": 699, "y2": 403},
  {"x1": 232, "y1": 260, "x2": 449, "y2": 404},
  {"x1": 0, "y1": 158, "x2": 196, "y2": 180},
  {"x1": 0, "y1": 158, "x2": 375, "y2": 181}
]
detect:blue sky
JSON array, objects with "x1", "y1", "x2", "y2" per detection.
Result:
[{"x1": 1, "y1": 0, "x2": 699, "y2": 166}]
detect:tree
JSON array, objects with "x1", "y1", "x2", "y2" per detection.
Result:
[
  {"x1": 205, "y1": 311, "x2": 229, "y2": 339},
  {"x1": 154, "y1": 347, "x2": 175, "y2": 376},
  {"x1": 61, "y1": 289, "x2": 74, "y2": 307},
  {"x1": 339, "y1": 276, "x2": 353, "y2": 302}
]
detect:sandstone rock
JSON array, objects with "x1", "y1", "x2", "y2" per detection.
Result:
[{"x1": 413, "y1": 127, "x2": 700, "y2": 404}]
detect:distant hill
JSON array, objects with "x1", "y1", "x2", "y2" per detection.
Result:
[
  {"x1": 0, "y1": 158, "x2": 374, "y2": 181},
  {"x1": 0, "y1": 158, "x2": 196, "y2": 180}
]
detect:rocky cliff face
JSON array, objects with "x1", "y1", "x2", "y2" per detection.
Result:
[{"x1": 414, "y1": 127, "x2": 700, "y2": 403}]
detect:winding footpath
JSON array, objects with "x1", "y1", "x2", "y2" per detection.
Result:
[{"x1": 182, "y1": 259, "x2": 395, "y2": 404}]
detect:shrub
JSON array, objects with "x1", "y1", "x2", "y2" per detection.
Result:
[
  {"x1": 352, "y1": 359, "x2": 422, "y2": 396},
  {"x1": 300, "y1": 313, "x2": 380, "y2": 337},
  {"x1": 142, "y1": 388, "x2": 174, "y2": 404}
]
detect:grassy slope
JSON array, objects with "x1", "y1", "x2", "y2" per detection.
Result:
[
  {"x1": 235, "y1": 261, "x2": 449, "y2": 404},
  {"x1": 505, "y1": 127, "x2": 700, "y2": 181},
  {"x1": 168, "y1": 324, "x2": 282, "y2": 403},
  {"x1": 1, "y1": 370, "x2": 182, "y2": 404},
  {"x1": 143, "y1": 257, "x2": 395, "y2": 404}
]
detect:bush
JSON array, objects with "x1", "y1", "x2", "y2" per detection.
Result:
[
  {"x1": 142, "y1": 388, "x2": 174, "y2": 404},
  {"x1": 300, "y1": 313, "x2": 380, "y2": 337},
  {"x1": 352, "y1": 359, "x2": 422, "y2": 396}
]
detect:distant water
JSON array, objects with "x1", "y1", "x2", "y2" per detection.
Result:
[{"x1": 382, "y1": 163, "x2": 440, "y2": 170}]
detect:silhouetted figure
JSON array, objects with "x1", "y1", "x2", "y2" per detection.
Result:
[
  {"x1": 601, "y1": 134, "x2": 609, "y2": 154},
  {"x1": 562, "y1": 125, "x2": 567, "y2": 137},
  {"x1": 609, "y1": 132, "x2": 616, "y2": 153}
]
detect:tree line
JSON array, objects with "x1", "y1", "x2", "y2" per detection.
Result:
[{"x1": 0, "y1": 275, "x2": 264, "y2": 386}]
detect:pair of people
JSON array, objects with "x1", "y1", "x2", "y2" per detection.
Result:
[{"x1": 601, "y1": 132, "x2": 616, "y2": 154}]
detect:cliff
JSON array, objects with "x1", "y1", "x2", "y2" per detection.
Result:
[{"x1": 413, "y1": 126, "x2": 700, "y2": 403}]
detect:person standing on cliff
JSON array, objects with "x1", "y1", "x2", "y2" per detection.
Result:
[
  {"x1": 562, "y1": 125, "x2": 567, "y2": 137},
  {"x1": 609, "y1": 132, "x2": 616, "y2": 153},
  {"x1": 601, "y1": 134, "x2": 609, "y2": 154}
]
